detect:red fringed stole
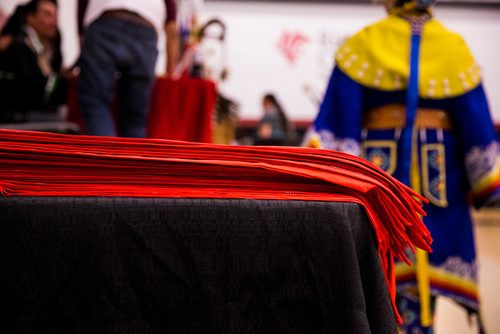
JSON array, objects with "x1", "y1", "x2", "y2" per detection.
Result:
[{"x1": 0, "y1": 129, "x2": 432, "y2": 323}]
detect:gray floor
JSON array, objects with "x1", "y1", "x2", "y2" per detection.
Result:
[{"x1": 436, "y1": 209, "x2": 500, "y2": 333}]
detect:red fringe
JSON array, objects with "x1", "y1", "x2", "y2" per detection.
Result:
[{"x1": 0, "y1": 129, "x2": 433, "y2": 323}]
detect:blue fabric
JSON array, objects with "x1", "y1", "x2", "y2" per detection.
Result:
[
  {"x1": 399, "y1": 34, "x2": 422, "y2": 186},
  {"x1": 78, "y1": 17, "x2": 158, "y2": 137},
  {"x1": 397, "y1": 295, "x2": 436, "y2": 334},
  {"x1": 450, "y1": 84, "x2": 496, "y2": 150},
  {"x1": 312, "y1": 67, "x2": 496, "y2": 309},
  {"x1": 311, "y1": 13, "x2": 498, "y2": 331},
  {"x1": 313, "y1": 69, "x2": 495, "y2": 172},
  {"x1": 314, "y1": 67, "x2": 364, "y2": 141}
]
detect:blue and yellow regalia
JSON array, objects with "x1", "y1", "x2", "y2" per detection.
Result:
[{"x1": 304, "y1": 1, "x2": 500, "y2": 332}]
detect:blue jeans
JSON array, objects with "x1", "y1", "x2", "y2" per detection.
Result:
[{"x1": 78, "y1": 17, "x2": 158, "y2": 137}]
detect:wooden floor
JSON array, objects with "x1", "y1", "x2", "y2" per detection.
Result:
[{"x1": 436, "y1": 209, "x2": 500, "y2": 333}]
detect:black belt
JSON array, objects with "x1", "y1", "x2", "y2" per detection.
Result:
[{"x1": 100, "y1": 10, "x2": 155, "y2": 31}]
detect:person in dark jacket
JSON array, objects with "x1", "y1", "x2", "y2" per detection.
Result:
[
  {"x1": 255, "y1": 93, "x2": 296, "y2": 146},
  {"x1": 0, "y1": 0, "x2": 67, "y2": 123}
]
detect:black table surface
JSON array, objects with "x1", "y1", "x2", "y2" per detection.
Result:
[{"x1": 0, "y1": 197, "x2": 397, "y2": 333}]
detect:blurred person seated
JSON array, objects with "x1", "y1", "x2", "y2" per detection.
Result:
[
  {"x1": 255, "y1": 93, "x2": 297, "y2": 146},
  {"x1": 0, "y1": 0, "x2": 68, "y2": 124}
]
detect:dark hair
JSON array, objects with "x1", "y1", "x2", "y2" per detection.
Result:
[
  {"x1": 395, "y1": 0, "x2": 411, "y2": 6},
  {"x1": 395, "y1": 0, "x2": 435, "y2": 9},
  {"x1": 24, "y1": 0, "x2": 58, "y2": 16},
  {"x1": 198, "y1": 18, "x2": 226, "y2": 41},
  {"x1": 263, "y1": 93, "x2": 289, "y2": 136},
  {"x1": 1, "y1": 4, "x2": 26, "y2": 36},
  {"x1": 1, "y1": 0, "x2": 62, "y2": 71},
  {"x1": 1, "y1": 0, "x2": 57, "y2": 36}
]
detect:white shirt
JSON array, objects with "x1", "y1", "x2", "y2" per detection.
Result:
[{"x1": 83, "y1": 0, "x2": 166, "y2": 35}]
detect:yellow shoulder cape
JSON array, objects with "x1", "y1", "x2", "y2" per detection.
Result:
[{"x1": 335, "y1": 15, "x2": 481, "y2": 98}]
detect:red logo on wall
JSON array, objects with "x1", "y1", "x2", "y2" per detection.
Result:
[{"x1": 277, "y1": 31, "x2": 310, "y2": 65}]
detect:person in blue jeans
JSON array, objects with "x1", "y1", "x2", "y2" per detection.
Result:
[{"x1": 77, "y1": 0, "x2": 178, "y2": 137}]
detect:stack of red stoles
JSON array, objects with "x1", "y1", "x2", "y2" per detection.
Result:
[{"x1": 0, "y1": 129, "x2": 432, "y2": 322}]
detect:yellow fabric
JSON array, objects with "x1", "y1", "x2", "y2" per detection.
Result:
[
  {"x1": 388, "y1": 1, "x2": 432, "y2": 17},
  {"x1": 395, "y1": 264, "x2": 479, "y2": 296},
  {"x1": 416, "y1": 249, "x2": 432, "y2": 326},
  {"x1": 472, "y1": 157, "x2": 500, "y2": 198},
  {"x1": 335, "y1": 15, "x2": 481, "y2": 99},
  {"x1": 212, "y1": 118, "x2": 236, "y2": 145},
  {"x1": 410, "y1": 126, "x2": 432, "y2": 327},
  {"x1": 305, "y1": 133, "x2": 321, "y2": 149}
]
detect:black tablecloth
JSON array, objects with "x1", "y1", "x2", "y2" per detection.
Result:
[{"x1": 0, "y1": 197, "x2": 397, "y2": 333}]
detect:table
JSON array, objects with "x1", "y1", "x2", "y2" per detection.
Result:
[
  {"x1": 0, "y1": 197, "x2": 397, "y2": 333},
  {"x1": 67, "y1": 77, "x2": 217, "y2": 142}
]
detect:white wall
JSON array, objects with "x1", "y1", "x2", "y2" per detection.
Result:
[
  {"x1": 0, "y1": 0, "x2": 167, "y2": 73},
  {"x1": 201, "y1": 2, "x2": 386, "y2": 121},
  {"x1": 199, "y1": 1, "x2": 500, "y2": 123},
  {"x1": 0, "y1": 0, "x2": 80, "y2": 67},
  {"x1": 2, "y1": 1, "x2": 500, "y2": 123},
  {"x1": 0, "y1": 0, "x2": 26, "y2": 13}
]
